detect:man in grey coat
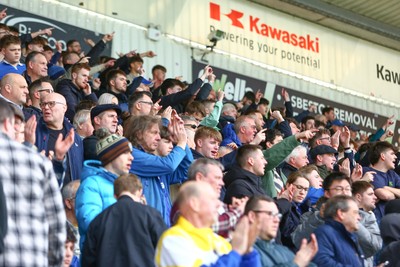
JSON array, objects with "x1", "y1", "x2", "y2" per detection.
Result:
[{"x1": 352, "y1": 181, "x2": 382, "y2": 267}]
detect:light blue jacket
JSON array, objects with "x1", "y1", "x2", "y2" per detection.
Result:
[
  {"x1": 129, "y1": 145, "x2": 193, "y2": 226},
  {"x1": 75, "y1": 160, "x2": 118, "y2": 249}
]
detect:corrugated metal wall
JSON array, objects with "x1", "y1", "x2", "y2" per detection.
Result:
[{"x1": 4, "y1": 0, "x2": 399, "y2": 119}]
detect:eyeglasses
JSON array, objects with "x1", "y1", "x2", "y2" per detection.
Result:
[
  {"x1": 39, "y1": 101, "x2": 65, "y2": 109},
  {"x1": 184, "y1": 124, "x2": 197, "y2": 129},
  {"x1": 38, "y1": 88, "x2": 54, "y2": 94},
  {"x1": 253, "y1": 210, "x2": 282, "y2": 220},
  {"x1": 293, "y1": 184, "x2": 309, "y2": 192},
  {"x1": 328, "y1": 186, "x2": 352, "y2": 193},
  {"x1": 138, "y1": 101, "x2": 153, "y2": 106}
]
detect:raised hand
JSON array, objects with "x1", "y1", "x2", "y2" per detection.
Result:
[
  {"x1": 361, "y1": 171, "x2": 376, "y2": 183},
  {"x1": 151, "y1": 99, "x2": 162, "y2": 116},
  {"x1": 296, "y1": 129, "x2": 318, "y2": 141},
  {"x1": 281, "y1": 88, "x2": 290, "y2": 102},
  {"x1": 230, "y1": 196, "x2": 249, "y2": 213},
  {"x1": 92, "y1": 78, "x2": 101, "y2": 90},
  {"x1": 161, "y1": 106, "x2": 172, "y2": 121},
  {"x1": 331, "y1": 130, "x2": 340, "y2": 149},
  {"x1": 251, "y1": 128, "x2": 268, "y2": 145},
  {"x1": 308, "y1": 104, "x2": 317, "y2": 113},
  {"x1": 54, "y1": 128, "x2": 75, "y2": 161},
  {"x1": 102, "y1": 32, "x2": 115, "y2": 42},
  {"x1": 0, "y1": 8, "x2": 7, "y2": 19},
  {"x1": 82, "y1": 82, "x2": 92, "y2": 95},
  {"x1": 84, "y1": 38, "x2": 95, "y2": 47},
  {"x1": 200, "y1": 65, "x2": 212, "y2": 80},
  {"x1": 338, "y1": 158, "x2": 351, "y2": 178},
  {"x1": 270, "y1": 109, "x2": 284, "y2": 123},
  {"x1": 339, "y1": 126, "x2": 351, "y2": 147},
  {"x1": 231, "y1": 216, "x2": 251, "y2": 255},
  {"x1": 144, "y1": 50, "x2": 157, "y2": 58},
  {"x1": 40, "y1": 27, "x2": 53, "y2": 36},
  {"x1": 351, "y1": 163, "x2": 363, "y2": 181},
  {"x1": 24, "y1": 115, "x2": 37, "y2": 145},
  {"x1": 217, "y1": 89, "x2": 224, "y2": 102},
  {"x1": 384, "y1": 115, "x2": 394, "y2": 129},
  {"x1": 278, "y1": 184, "x2": 294, "y2": 202},
  {"x1": 116, "y1": 125, "x2": 124, "y2": 136},
  {"x1": 171, "y1": 114, "x2": 187, "y2": 148},
  {"x1": 294, "y1": 233, "x2": 318, "y2": 267}
]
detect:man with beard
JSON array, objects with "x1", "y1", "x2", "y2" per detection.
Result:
[
  {"x1": 104, "y1": 69, "x2": 129, "y2": 112},
  {"x1": 56, "y1": 63, "x2": 98, "y2": 121}
]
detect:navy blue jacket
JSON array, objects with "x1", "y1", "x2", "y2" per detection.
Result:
[
  {"x1": 35, "y1": 117, "x2": 83, "y2": 185},
  {"x1": 275, "y1": 199, "x2": 304, "y2": 252},
  {"x1": 223, "y1": 165, "x2": 266, "y2": 205},
  {"x1": 56, "y1": 79, "x2": 98, "y2": 122},
  {"x1": 82, "y1": 195, "x2": 166, "y2": 267},
  {"x1": 159, "y1": 78, "x2": 209, "y2": 114},
  {"x1": 313, "y1": 219, "x2": 364, "y2": 267}
]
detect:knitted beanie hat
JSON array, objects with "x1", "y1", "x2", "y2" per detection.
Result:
[{"x1": 96, "y1": 134, "x2": 132, "y2": 166}]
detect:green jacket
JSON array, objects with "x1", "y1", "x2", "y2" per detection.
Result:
[
  {"x1": 261, "y1": 135, "x2": 300, "y2": 198},
  {"x1": 199, "y1": 100, "x2": 222, "y2": 130}
]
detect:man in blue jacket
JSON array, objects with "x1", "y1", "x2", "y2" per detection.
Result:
[
  {"x1": 125, "y1": 114, "x2": 192, "y2": 226},
  {"x1": 35, "y1": 92, "x2": 83, "y2": 186},
  {"x1": 313, "y1": 195, "x2": 364, "y2": 266}
]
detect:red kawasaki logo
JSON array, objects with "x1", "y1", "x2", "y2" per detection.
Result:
[
  {"x1": 209, "y1": 2, "x2": 320, "y2": 53},
  {"x1": 210, "y1": 2, "x2": 244, "y2": 29}
]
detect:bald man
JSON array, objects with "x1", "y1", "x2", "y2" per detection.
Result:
[
  {"x1": 155, "y1": 181, "x2": 261, "y2": 267},
  {"x1": 35, "y1": 92, "x2": 83, "y2": 186},
  {"x1": 0, "y1": 73, "x2": 29, "y2": 108}
]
